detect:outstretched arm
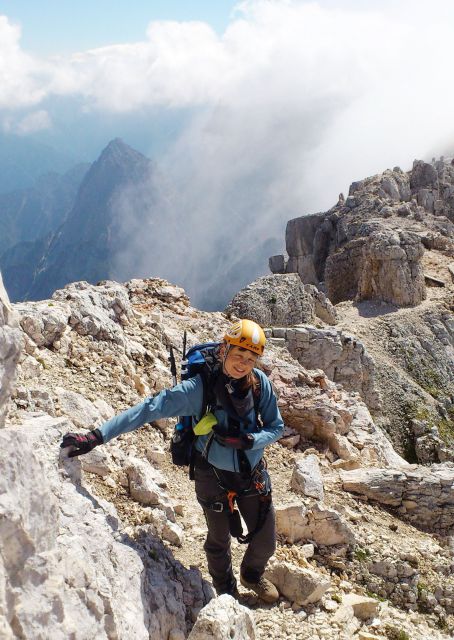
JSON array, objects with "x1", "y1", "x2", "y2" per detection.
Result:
[
  {"x1": 99, "y1": 376, "x2": 203, "y2": 443},
  {"x1": 60, "y1": 376, "x2": 204, "y2": 456}
]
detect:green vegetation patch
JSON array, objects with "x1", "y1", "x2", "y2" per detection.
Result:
[{"x1": 384, "y1": 625, "x2": 410, "y2": 640}]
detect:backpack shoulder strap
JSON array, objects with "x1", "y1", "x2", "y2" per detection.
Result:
[{"x1": 253, "y1": 373, "x2": 262, "y2": 408}]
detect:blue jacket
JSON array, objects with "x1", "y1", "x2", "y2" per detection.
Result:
[{"x1": 98, "y1": 368, "x2": 284, "y2": 473}]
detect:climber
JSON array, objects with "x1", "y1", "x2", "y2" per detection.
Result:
[{"x1": 61, "y1": 319, "x2": 284, "y2": 603}]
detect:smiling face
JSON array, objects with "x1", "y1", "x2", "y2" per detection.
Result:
[{"x1": 222, "y1": 345, "x2": 258, "y2": 379}]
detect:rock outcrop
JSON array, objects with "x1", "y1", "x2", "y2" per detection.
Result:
[
  {"x1": 275, "y1": 502, "x2": 356, "y2": 546},
  {"x1": 0, "y1": 272, "x2": 22, "y2": 428},
  {"x1": 226, "y1": 273, "x2": 338, "y2": 327},
  {"x1": 268, "y1": 325, "x2": 380, "y2": 410},
  {"x1": 341, "y1": 464, "x2": 454, "y2": 532},
  {"x1": 355, "y1": 230, "x2": 426, "y2": 306},
  {"x1": 0, "y1": 415, "x2": 210, "y2": 639},
  {"x1": 270, "y1": 158, "x2": 454, "y2": 307}
]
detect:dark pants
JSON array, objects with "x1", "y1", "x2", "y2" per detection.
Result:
[{"x1": 194, "y1": 457, "x2": 276, "y2": 593}]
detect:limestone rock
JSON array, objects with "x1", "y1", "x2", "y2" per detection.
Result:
[
  {"x1": 17, "y1": 354, "x2": 43, "y2": 380},
  {"x1": 80, "y1": 446, "x2": 116, "y2": 477},
  {"x1": 285, "y1": 212, "x2": 328, "y2": 284},
  {"x1": 279, "y1": 325, "x2": 380, "y2": 409},
  {"x1": 126, "y1": 457, "x2": 175, "y2": 520},
  {"x1": 188, "y1": 594, "x2": 256, "y2": 640},
  {"x1": 275, "y1": 158, "x2": 454, "y2": 307},
  {"x1": 341, "y1": 464, "x2": 454, "y2": 532},
  {"x1": 225, "y1": 273, "x2": 316, "y2": 327},
  {"x1": 0, "y1": 272, "x2": 22, "y2": 428},
  {"x1": 15, "y1": 300, "x2": 70, "y2": 347},
  {"x1": 275, "y1": 503, "x2": 356, "y2": 545},
  {"x1": 342, "y1": 594, "x2": 380, "y2": 620},
  {"x1": 55, "y1": 386, "x2": 103, "y2": 429},
  {"x1": 410, "y1": 160, "x2": 439, "y2": 190},
  {"x1": 0, "y1": 418, "x2": 142, "y2": 639},
  {"x1": 291, "y1": 454, "x2": 324, "y2": 500},
  {"x1": 266, "y1": 354, "x2": 406, "y2": 468},
  {"x1": 0, "y1": 414, "x2": 211, "y2": 639},
  {"x1": 13, "y1": 385, "x2": 56, "y2": 415},
  {"x1": 269, "y1": 254, "x2": 287, "y2": 274},
  {"x1": 357, "y1": 230, "x2": 426, "y2": 307},
  {"x1": 92, "y1": 398, "x2": 115, "y2": 421},
  {"x1": 303, "y1": 284, "x2": 338, "y2": 325},
  {"x1": 264, "y1": 560, "x2": 330, "y2": 606},
  {"x1": 52, "y1": 280, "x2": 133, "y2": 345},
  {"x1": 142, "y1": 515, "x2": 184, "y2": 547}
]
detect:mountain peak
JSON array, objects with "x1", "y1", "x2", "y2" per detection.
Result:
[{"x1": 98, "y1": 138, "x2": 149, "y2": 167}]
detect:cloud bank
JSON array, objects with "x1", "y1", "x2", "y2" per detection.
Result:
[{"x1": 2, "y1": 1, "x2": 454, "y2": 307}]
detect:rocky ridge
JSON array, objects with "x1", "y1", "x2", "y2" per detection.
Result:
[
  {"x1": 1, "y1": 275, "x2": 454, "y2": 639},
  {"x1": 270, "y1": 157, "x2": 454, "y2": 307},
  {"x1": 233, "y1": 158, "x2": 454, "y2": 461}
]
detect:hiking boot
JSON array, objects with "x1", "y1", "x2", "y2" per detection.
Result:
[
  {"x1": 215, "y1": 576, "x2": 238, "y2": 598},
  {"x1": 240, "y1": 575, "x2": 279, "y2": 603}
]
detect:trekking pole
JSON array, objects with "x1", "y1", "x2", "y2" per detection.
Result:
[
  {"x1": 182, "y1": 331, "x2": 187, "y2": 360},
  {"x1": 168, "y1": 345, "x2": 177, "y2": 387}
]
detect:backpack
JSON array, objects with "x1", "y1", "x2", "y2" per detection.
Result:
[
  {"x1": 169, "y1": 340, "x2": 220, "y2": 468},
  {"x1": 168, "y1": 336, "x2": 261, "y2": 475}
]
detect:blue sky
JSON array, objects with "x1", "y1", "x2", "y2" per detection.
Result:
[{"x1": 0, "y1": 0, "x2": 239, "y2": 54}]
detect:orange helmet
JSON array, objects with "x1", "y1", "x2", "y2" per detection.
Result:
[{"x1": 223, "y1": 319, "x2": 266, "y2": 356}]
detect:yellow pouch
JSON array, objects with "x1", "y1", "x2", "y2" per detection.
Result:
[{"x1": 193, "y1": 412, "x2": 217, "y2": 436}]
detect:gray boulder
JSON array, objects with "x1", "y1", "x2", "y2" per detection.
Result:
[
  {"x1": 291, "y1": 454, "x2": 324, "y2": 500},
  {"x1": 52, "y1": 280, "x2": 133, "y2": 345},
  {"x1": 188, "y1": 594, "x2": 256, "y2": 640},
  {"x1": 410, "y1": 160, "x2": 439, "y2": 190},
  {"x1": 275, "y1": 502, "x2": 356, "y2": 546},
  {"x1": 265, "y1": 560, "x2": 330, "y2": 606},
  {"x1": 226, "y1": 274, "x2": 338, "y2": 327},
  {"x1": 0, "y1": 415, "x2": 210, "y2": 639},
  {"x1": 226, "y1": 274, "x2": 316, "y2": 327},
  {"x1": 14, "y1": 300, "x2": 70, "y2": 347}
]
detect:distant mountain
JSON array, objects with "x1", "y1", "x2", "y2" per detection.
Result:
[
  {"x1": 0, "y1": 235, "x2": 53, "y2": 302},
  {"x1": 0, "y1": 134, "x2": 80, "y2": 193},
  {"x1": 24, "y1": 139, "x2": 153, "y2": 301},
  {"x1": 0, "y1": 164, "x2": 89, "y2": 256}
]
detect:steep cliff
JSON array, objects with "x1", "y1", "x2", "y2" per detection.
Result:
[
  {"x1": 264, "y1": 158, "x2": 454, "y2": 460},
  {"x1": 271, "y1": 158, "x2": 454, "y2": 307}
]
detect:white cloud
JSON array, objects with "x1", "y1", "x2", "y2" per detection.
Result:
[
  {"x1": 10, "y1": 110, "x2": 52, "y2": 134},
  {"x1": 1, "y1": 1, "x2": 454, "y2": 306},
  {"x1": 0, "y1": 16, "x2": 50, "y2": 109},
  {"x1": 108, "y1": 0, "x2": 454, "y2": 307}
]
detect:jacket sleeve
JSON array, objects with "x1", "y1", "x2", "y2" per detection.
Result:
[
  {"x1": 99, "y1": 375, "x2": 204, "y2": 444},
  {"x1": 250, "y1": 369, "x2": 284, "y2": 450}
]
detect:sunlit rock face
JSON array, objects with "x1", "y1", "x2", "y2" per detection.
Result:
[
  {"x1": 271, "y1": 158, "x2": 454, "y2": 306},
  {"x1": 0, "y1": 271, "x2": 22, "y2": 428}
]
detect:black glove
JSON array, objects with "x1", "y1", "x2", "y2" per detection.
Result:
[
  {"x1": 213, "y1": 425, "x2": 254, "y2": 450},
  {"x1": 60, "y1": 429, "x2": 103, "y2": 458}
]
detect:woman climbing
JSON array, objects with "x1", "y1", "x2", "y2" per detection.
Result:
[{"x1": 61, "y1": 319, "x2": 284, "y2": 603}]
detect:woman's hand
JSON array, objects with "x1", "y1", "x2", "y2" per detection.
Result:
[{"x1": 60, "y1": 429, "x2": 103, "y2": 457}]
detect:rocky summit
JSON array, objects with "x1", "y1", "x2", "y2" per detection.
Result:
[{"x1": 1, "y1": 157, "x2": 454, "y2": 640}]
